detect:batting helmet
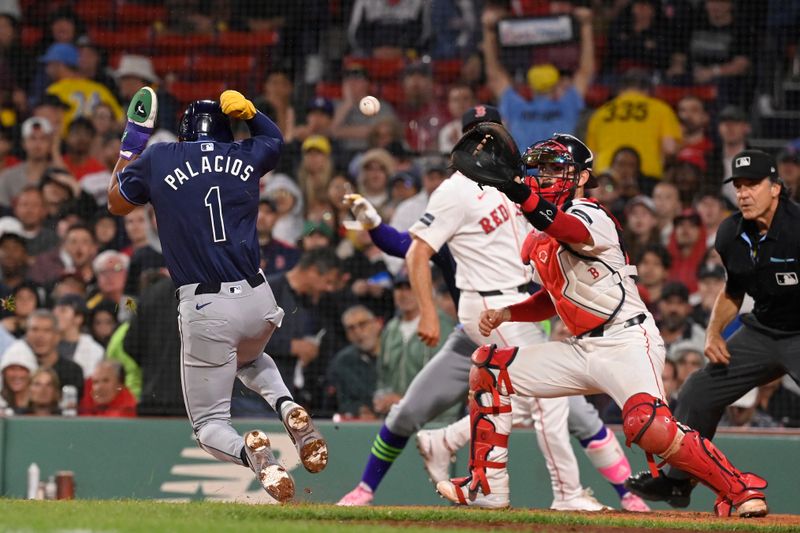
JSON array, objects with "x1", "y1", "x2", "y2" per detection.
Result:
[{"x1": 178, "y1": 100, "x2": 233, "y2": 143}]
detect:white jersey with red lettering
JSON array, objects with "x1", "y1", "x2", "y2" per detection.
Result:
[
  {"x1": 523, "y1": 198, "x2": 648, "y2": 336},
  {"x1": 409, "y1": 171, "x2": 530, "y2": 292}
]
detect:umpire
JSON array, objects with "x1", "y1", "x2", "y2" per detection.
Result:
[{"x1": 627, "y1": 149, "x2": 800, "y2": 506}]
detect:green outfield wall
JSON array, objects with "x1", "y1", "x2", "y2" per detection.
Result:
[{"x1": 1, "y1": 418, "x2": 797, "y2": 513}]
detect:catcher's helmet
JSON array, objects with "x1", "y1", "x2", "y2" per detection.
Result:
[
  {"x1": 523, "y1": 133, "x2": 597, "y2": 206},
  {"x1": 178, "y1": 100, "x2": 234, "y2": 142}
]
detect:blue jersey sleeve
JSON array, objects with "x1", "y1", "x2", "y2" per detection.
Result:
[
  {"x1": 368, "y1": 223, "x2": 413, "y2": 257},
  {"x1": 117, "y1": 147, "x2": 154, "y2": 205},
  {"x1": 243, "y1": 112, "x2": 284, "y2": 175}
]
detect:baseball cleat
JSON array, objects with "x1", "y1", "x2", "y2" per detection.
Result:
[
  {"x1": 126, "y1": 86, "x2": 158, "y2": 130},
  {"x1": 283, "y1": 406, "x2": 328, "y2": 473},
  {"x1": 436, "y1": 478, "x2": 510, "y2": 509},
  {"x1": 551, "y1": 488, "x2": 612, "y2": 512},
  {"x1": 620, "y1": 491, "x2": 651, "y2": 512},
  {"x1": 624, "y1": 470, "x2": 694, "y2": 508},
  {"x1": 243, "y1": 430, "x2": 294, "y2": 503},
  {"x1": 737, "y1": 498, "x2": 768, "y2": 518},
  {"x1": 416, "y1": 428, "x2": 455, "y2": 483},
  {"x1": 336, "y1": 482, "x2": 374, "y2": 506}
]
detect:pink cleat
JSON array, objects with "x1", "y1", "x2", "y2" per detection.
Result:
[
  {"x1": 621, "y1": 491, "x2": 651, "y2": 512},
  {"x1": 337, "y1": 482, "x2": 374, "y2": 506}
]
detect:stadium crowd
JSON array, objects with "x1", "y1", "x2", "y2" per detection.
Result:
[{"x1": 0, "y1": 0, "x2": 798, "y2": 429}]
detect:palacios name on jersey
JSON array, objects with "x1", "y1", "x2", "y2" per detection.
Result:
[{"x1": 163, "y1": 155, "x2": 256, "y2": 191}]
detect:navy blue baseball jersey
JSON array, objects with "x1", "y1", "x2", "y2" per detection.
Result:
[{"x1": 117, "y1": 113, "x2": 283, "y2": 286}]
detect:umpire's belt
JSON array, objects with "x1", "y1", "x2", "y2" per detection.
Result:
[
  {"x1": 582, "y1": 313, "x2": 646, "y2": 338},
  {"x1": 194, "y1": 273, "x2": 265, "y2": 295},
  {"x1": 477, "y1": 284, "x2": 529, "y2": 297}
]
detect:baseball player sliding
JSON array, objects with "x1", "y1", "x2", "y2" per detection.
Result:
[
  {"x1": 339, "y1": 107, "x2": 649, "y2": 512},
  {"x1": 107, "y1": 88, "x2": 327, "y2": 502},
  {"x1": 436, "y1": 125, "x2": 768, "y2": 518}
]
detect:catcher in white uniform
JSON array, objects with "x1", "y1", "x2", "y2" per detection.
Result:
[{"x1": 436, "y1": 127, "x2": 769, "y2": 518}]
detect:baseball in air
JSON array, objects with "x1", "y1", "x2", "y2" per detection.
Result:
[{"x1": 359, "y1": 96, "x2": 380, "y2": 116}]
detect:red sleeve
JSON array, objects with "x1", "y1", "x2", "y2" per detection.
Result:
[
  {"x1": 507, "y1": 289, "x2": 557, "y2": 322},
  {"x1": 519, "y1": 194, "x2": 590, "y2": 244}
]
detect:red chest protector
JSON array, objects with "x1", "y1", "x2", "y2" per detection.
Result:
[{"x1": 520, "y1": 199, "x2": 632, "y2": 336}]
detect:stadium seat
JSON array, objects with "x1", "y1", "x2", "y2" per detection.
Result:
[
  {"x1": 379, "y1": 82, "x2": 403, "y2": 107},
  {"x1": 20, "y1": 26, "x2": 42, "y2": 48},
  {"x1": 75, "y1": 2, "x2": 114, "y2": 25},
  {"x1": 169, "y1": 80, "x2": 227, "y2": 106},
  {"x1": 315, "y1": 81, "x2": 342, "y2": 101},
  {"x1": 115, "y1": 4, "x2": 167, "y2": 26},
  {"x1": 432, "y1": 59, "x2": 462, "y2": 84},
  {"x1": 585, "y1": 84, "x2": 611, "y2": 108},
  {"x1": 193, "y1": 55, "x2": 255, "y2": 81},
  {"x1": 216, "y1": 31, "x2": 279, "y2": 53},
  {"x1": 343, "y1": 56, "x2": 405, "y2": 81},
  {"x1": 653, "y1": 85, "x2": 717, "y2": 106},
  {"x1": 89, "y1": 28, "x2": 153, "y2": 53},
  {"x1": 152, "y1": 55, "x2": 192, "y2": 79},
  {"x1": 153, "y1": 34, "x2": 215, "y2": 55}
]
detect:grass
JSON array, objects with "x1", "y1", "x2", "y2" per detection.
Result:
[{"x1": 0, "y1": 500, "x2": 795, "y2": 532}]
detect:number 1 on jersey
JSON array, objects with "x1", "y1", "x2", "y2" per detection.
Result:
[{"x1": 204, "y1": 186, "x2": 227, "y2": 242}]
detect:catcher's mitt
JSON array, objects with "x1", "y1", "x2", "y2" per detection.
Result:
[{"x1": 450, "y1": 121, "x2": 524, "y2": 188}]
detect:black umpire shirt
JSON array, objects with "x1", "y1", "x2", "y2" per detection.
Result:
[{"x1": 715, "y1": 196, "x2": 800, "y2": 334}]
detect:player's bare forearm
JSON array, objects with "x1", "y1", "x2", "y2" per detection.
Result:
[
  {"x1": 408, "y1": 237, "x2": 439, "y2": 345},
  {"x1": 107, "y1": 156, "x2": 139, "y2": 216}
]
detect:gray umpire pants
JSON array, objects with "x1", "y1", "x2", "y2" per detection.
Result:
[
  {"x1": 669, "y1": 320, "x2": 800, "y2": 478},
  {"x1": 177, "y1": 272, "x2": 288, "y2": 464},
  {"x1": 385, "y1": 326, "x2": 603, "y2": 440}
]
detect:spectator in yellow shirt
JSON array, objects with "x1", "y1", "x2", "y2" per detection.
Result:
[
  {"x1": 39, "y1": 43, "x2": 123, "y2": 137},
  {"x1": 586, "y1": 70, "x2": 682, "y2": 179}
]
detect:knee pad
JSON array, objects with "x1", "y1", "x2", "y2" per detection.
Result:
[
  {"x1": 622, "y1": 392, "x2": 678, "y2": 455},
  {"x1": 470, "y1": 344, "x2": 518, "y2": 396}
]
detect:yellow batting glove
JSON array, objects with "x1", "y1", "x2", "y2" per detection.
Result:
[{"x1": 220, "y1": 90, "x2": 256, "y2": 120}]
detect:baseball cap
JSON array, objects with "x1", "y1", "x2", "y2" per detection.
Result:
[
  {"x1": 0, "y1": 340, "x2": 36, "y2": 373},
  {"x1": 718, "y1": 105, "x2": 748, "y2": 123},
  {"x1": 661, "y1": 281, "x2": 690, "y2": 302},
  {"x1": 625, "y1": 195, "x2": 656, "y2": 215},
  {"x1": 393, "y1": 269, "x2": 411, "y2": 286},
  {"x1": 39, "y1": 43, "x2": 79, "y2": 68},
  {"x1": 39, "y1": 94, "x2": 70, "y2": 110},
  {"x1": 55, "y1": 294, "x2": 88, "y2": 318},
  {"x1": 258, "y1": 196, "x2": 277, "y2": 211},
  {"x1": 673, "y1": 208, "x2": 701, "y2": 225},
  {"x1": 697, "y1": 263, "x2": 726, "y2": 281},
  {"x1": 461, "y1": 105, "x2": 502, "y2": 132},
  {"x1": 723, "y1": 149, "x2": 778, "y2": 183},
  {"x1": 21, "y1": 116, "x2": 53, "y2": 138},
  {"x1": 307, "y1": 96, "x2": 334, "y2": 117},
  {"x1": 730, "y1": 388, "x2": 758, "y2": 409},
  {"x1": 403, "y1": 61, "x2": 432, "y2": 78},
  {"x1": 527, "y1": 64, "x2": 560, "y2": 93},
  {"x1": 0, "y1": 0, "x2": 21, "y2": 21},
  {"x1": 389, "y1": 171, "x2": 421, "y2": 191},
  {"x1": 777, "y1": 149, "x2": 799, "y2": 165},
  {"x1": 0, "y1": 230, "x2": 26, "y2": 250},
  {"x1": 676, "y1": 147, "x2": 707, "y2": 173},
  {"x1": 343, "y1": 64, "x2": 369, "y2": 79},
  {"x1": 113, "y1": 54, "x2": 159, "y2": 83},
  {"x1": 302, "y1": 135, "x2": 332, "y2": 155},
  {"x1": 303, "y1": 220, "x2": 334, "y2": 239}
]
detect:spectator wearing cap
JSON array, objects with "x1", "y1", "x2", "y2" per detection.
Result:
[
  {"x1": 301, "y1": 220, "x2": 335, "y2": 251},
  {"x1": 657, "y1": 281, "x2": 706, "y2": 353},
  {"x1": 257, "y1": 197, "x2": 300, "y2": 276},
  {"x1": 79, "y1": 360, "x2": 137, "y2": 417},
  {"x1": 667, "y1": 208, "x2": 707, "y2": 293},
  {"x1": 113, "y1": 54, "x2": 179, "y2": 133},
  {"x1": 62, "y1": 117, "x2": 105, "y2": 180},
  {"x1": 385, "y1": 171, "x2": 421, "y2": 221},
  {"x1": 13, "y1": 186, "x2": 59, "y2": 256},
  {"x1": 692, "y1": 263, "x2": 726, "y2": 328},
  {"x1": 396, "y1": 61, "x2": 449, "y2": 154},
  {"x1": 635, "y1": 243, "x2": 672, "y2": 310},
  {"x1": 776, "y1": 149, "x2": 800, "y2": 201},
  {"x1": 0, "y1": 231, "x2": 29, "y2": 292},
  {"x1": 374, "y1": 269, "x2": 456, "y2": 419},
  {"x1": 76, "y1": 35, "x2": 115, "y2": 94},
  {"x1": 623, "y1": 195, "x2": 660, "y2": 264},
  {"x1": 694, "y1": 192, "x2": 728, "y2": 248},
  {"x1": 481, "y1": 3, "x2": 594, "y2": 148},
  {"x1": 331, "y1": 64, "x2": 397, "y2": 155},
  {"x1": 41, "y1": 43, "x2": 123, "y2": 137},
  {"x1": 357, "y1": 148, "x2": 395, "y2": 218},
  {"x1": 709, "y1": 105, "x2": 750, "y2": 206},
  {"x1": 0, "y1": 117, "x2": 55, "y2": 208},
  {"x1": 53, "y1": 294, "x2": 103, "y2": 378},
  {"x1": 587, "y1": 70, "x2": 682, "y2": 179},
  {"x1": 262, "y1": 173, "x2": 304, "y2": 245},
  {"x1": 438, "y1": 83, "x2": 477, "y2": 154},
  {"x1": 294, "y1": 97, "x2": 335, "y2": 143},
  {"x1": 30, "y1": 223, "x2": 97, "y2": 288},
  {"x1": 670, "y1": 342, "x2": 706, "y2": 387},
  {"x1": 298, "y1": 135, "x2": 334, "y2": 219},
  {"x1": 0, "y1": 336, "x2": 35, "y2": 414},
  {"x1": 719, "y1": 386, "x2": 779, "y2": 429},
  {"x1": 347, "y1": 0, "x2": 430, "y2": 58},
  {"x1": 389, "y1": 157, "x2": 449, "y2": 233}
]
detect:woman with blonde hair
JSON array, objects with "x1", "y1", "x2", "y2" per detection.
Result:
[{"x1": 298, "y1": 135, "x2": 334, "y2": 219}]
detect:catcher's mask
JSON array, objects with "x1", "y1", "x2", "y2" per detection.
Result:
[
  {"x1": 523, "y1": 133, "x2": 596, "y2": 207},
  {"x1": 178, "y1": 100, "x2": 234, "y2": 143}
]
